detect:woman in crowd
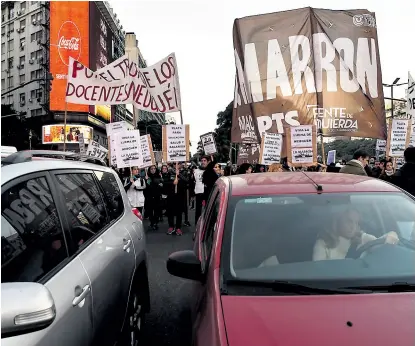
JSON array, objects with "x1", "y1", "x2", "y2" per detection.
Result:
[
  {"x1": 379, "y1": 161, "x2": 394, "y2": 183},
  {"x1": 268, "y1": 163, "x2": 284, "y2": 172},
  {"x1": 202, "y1": 156, "x2": 219, "y2": 204},
  {"x1": 237, "y1": 163, "x2": 253, "y2": 174},
  {"x1": 214, "y1": 163, "x2": 223, "y2": 177},
  {"x1": 160, "y1": 164, "x2": 171, "y2": 220},
  {"x1": 313, "y1": 208, "x2": 399, "y2": 260},
  {"x1": 123, "y1": 167, "x2": 146, "y2": 214},
  {"x1": 145, "y1": 165, "x2": 163, "y2": 231}
]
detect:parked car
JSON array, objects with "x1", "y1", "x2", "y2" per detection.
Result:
[
  {"x1": 1, "y1": 152, "x2": 150, "y2": 346},
  {"x1": 167, "y1": 172, "x2": 415, "y2": 346}
]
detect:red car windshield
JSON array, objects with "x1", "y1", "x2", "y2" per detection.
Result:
[{"x1": 223, "y1": 192, "x2": 415, "y2": 288}]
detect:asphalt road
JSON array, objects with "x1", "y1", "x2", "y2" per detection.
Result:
[{"x1": 141, "y1": 210, "x2": 196, "y2": 346}]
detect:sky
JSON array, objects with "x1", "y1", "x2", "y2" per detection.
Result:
[{"x1": 111, "y1": 0, "x2": 414, "y2": 147}]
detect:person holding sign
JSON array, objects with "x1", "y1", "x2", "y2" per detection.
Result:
[
  {"x1": 145, "y1": 165, "x2": 163, "y2": 231},
  {"x1": 123, "y1": 167, "x2": 146, "y2": 214}
]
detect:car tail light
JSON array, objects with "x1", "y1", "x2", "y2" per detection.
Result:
[{"x1": 132, "y1": 208, "x2": 143, "y2": 221}]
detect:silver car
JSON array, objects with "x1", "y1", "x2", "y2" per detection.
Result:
[{"x1": 1, "y1": 154, "x2": 150, "y2": 346}]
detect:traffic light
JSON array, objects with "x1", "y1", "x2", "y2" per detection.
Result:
[{"x1": 47, "y1": 72, "x2": 54, "y2": 92}]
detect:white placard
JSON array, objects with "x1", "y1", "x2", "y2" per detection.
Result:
[
  {"x1": 106, "y1": 121, "x2": 134, "y2": 166},
  {"x1": 290, "y1": 125, "x2": 313, "y2": 148},
  {"x1": 389, "y1": 119, "x2": 410, "y2": 157},
  {"x1": 200, "y1": 132, "x2": 217, "y2": 155},
  {"x1": 291, "y1": 148, "x2": 314, "y2": 164},
  {"x1": 260, "y1": 133, "x2": 282, "y2": 165},
  {"x1": 140, "y1": 134, "x2": 155, "y2": 168},
  {"x1": 114, "y1": 130, "x2": 142, "y2": 168},
  {"x1": 376, "y1": 139, "x2": 386, "y2": 152},
  {"x1": 166, "y1": 125, "x2": 187, "y2": 162},
  {"x1": 66, "y1": 53, "x2": 182, "y2": 113},
  {"x1": 86, "y1": 140, "x2": 108, "y2": 161},
  {"x1": 154, "y1": 151, "x2": 163, "y2": 163},
  {"x1": 78, "y1": 133, "x2": 86, "y2": 160}
]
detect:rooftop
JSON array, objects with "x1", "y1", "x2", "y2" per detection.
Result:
[{"x1": 228, "y1": 172, "x2": 400, "y2": 196}]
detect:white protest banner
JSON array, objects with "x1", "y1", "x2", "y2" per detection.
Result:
[
  {"x1": 66, "y1": 53, "x2": 182, "y2": 113},
  {"x1": 407, "y1": 72, "x2": 415, "y2": 120},
  {"x1": 78, "y1": 133, "x2": 86, "y2": 161},
  {"x1": 259, "y1": 133, "x2": 282, "y2": 165},
  {"x1": 162, "y1": 124, "x2": 190, "y2": 162},
  {"x1": 287, "y1": 125, "x2": 317, "y2": 167},
  {"x1": 140, "y1": 134, "x2": 155, "y2": 168},
  {"x1": 106, "y1": 121, "x2": 134, "y2": 166},
  {"x1": 86, "y1": 140, "x2": 108, "y2": 161},
  {"x1": 376, "y1": 139, "x2": 386, "y2": 152},
  {"x1": 200, "y1": 132, "x2": 217, "y2": 155},
  {"x1": 386, "y1": 119, "x2": 411, "y2": 157},
  {"x1": 290, "y1": 125, "x2": 313, "y2": 148},
  {"x1": 114, "y1": 130, "x2": 142, "y2": 168}
]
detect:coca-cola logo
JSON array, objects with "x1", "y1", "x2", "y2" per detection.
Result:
[{"x1": 55, "y1": 21, "x2": 81, "y2": 66}]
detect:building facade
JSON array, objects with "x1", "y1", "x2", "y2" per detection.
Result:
[{"x1": 1, "y1": 1, "x2": 164, "y2": 151}]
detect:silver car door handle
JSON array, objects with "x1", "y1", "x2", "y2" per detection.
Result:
[
  {"x1": 123, "y1": 239, "x2": 132, "y2": 251},
  {"x1": 72, "y1": 285, "x2": 91, "y2": 307}
]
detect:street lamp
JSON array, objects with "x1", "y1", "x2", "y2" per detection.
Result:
[{"x1": 383, "y1": 78, "x2": 408, "y2": 118}]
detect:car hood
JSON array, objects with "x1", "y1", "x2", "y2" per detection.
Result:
[{"x1": 221, "y1": 293, "x2": 415, "y2": 346}]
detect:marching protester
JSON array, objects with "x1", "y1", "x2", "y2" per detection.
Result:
[
  {"x1": 392, "y1": 147, "x2": 415, "y2": 196},
  {"x1": 214, "y1": 163, "x2": 223, "y2": 177},
  {"x1": 188, "y1": 165, "x2": 196, "y2": 210},
  {"x1": 145, "y1": 165, "x2": 163, "y2": 231},
  {"x1": 202, "y1": 155, "x2": 219, "y2": 204},
  {"x1": 160, "y1": 164, "x2": 171, "y2": 220},
  {"x1": 379, "y1": 160, "x2": 394, "y2": 183},
  {"x1": 181, "y1": 163, "x2": 191, "y2": 227},
  {"x1": 124, "y1": 167, "x2": 146, "y2": 214},
  {"x1": 166, "y1": 162, "x2": 189, "y2": 236},
  {"x1": 193, "y1": 155, "x2": 210, "y2": 225},
  {"x1": 237, "y1": 163, "x2": 253, "y2": 174},
  {"x1": 339, "y1": 150, "x2": 369, "y2": 176}
]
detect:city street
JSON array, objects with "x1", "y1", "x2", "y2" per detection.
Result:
[{"x1": 140, "y1": 210, "x2": 196, "y2": 346}]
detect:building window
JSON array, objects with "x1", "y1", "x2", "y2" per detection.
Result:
[
  {"x1": 9, "y1": 8, "x2": 14, "y2": 20},
  {"x1": 7, "y1": 76, "x2": 13, "y2": 88},
  {"x1": 20, "y1": 2, "x2": 26, "y2": 12},
  {"x1": 30, "y1": 49, "x2": 42, "y2": 60},
  {"x1": 1, "y1": 26, "x2": 5, "y2": 36},
  {"x1": 1, "y1": 43, "x2": 5, "y2": 55},
  {"x1": 19, "y1": 37, "x2": 25, "y2": 51},
  {"x1": 8, "y1": 57, "x2": 13, "y2": 69},
  {"x1": 1, "y1": 60, "x2": 5, "y2": 71},
  {"x1": 7, "y1": 39, "x2": 14, "y2": 52},
  {"x1": 1, "y1": 79, "x2": 5, "y2": 90},
  {"x1": 31, "y1": 88, "x2": 43, "y2": 99},
  {"x1": 30, "y1": 31, "x2": 42, "y2": 42},
  {"x1": 20, "y1": 19, "x2": 25, "y2": 32},
  {"x1": 19, "y1": 74, "x2": 25, "y2": 84},
  {"x1": 8, "y1": 22, "x2": 14, "y2": 32},
  {"x1": 19, "y1": 93, "x2": 25, "y2": 103},
  {"x1": 30, "y1": 108, "x2": 42, "y2": 117},
  {"x1": 30, "y1": 69, "x2": 43, "y2": 79},
  {"x1": 19, "y1": 55, "x2": 25, "y2": 68},
  {"x1": 31, "y1": 12, "x2": 42, "y2": 23},
  {"x1": 31, "y1": 1, "x2": 39, "y2": 6}
]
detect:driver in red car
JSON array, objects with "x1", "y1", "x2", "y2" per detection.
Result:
[{"x1": 312, "y1": 209, "x2": 399, "y2": 260}]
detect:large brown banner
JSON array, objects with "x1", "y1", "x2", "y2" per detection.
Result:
[
  {"x1": 232, "y1": 8, "x2": 386, "y2": 143},
  {"x1": 237, "y1": 143, "x2": 260, "y2": 165}
]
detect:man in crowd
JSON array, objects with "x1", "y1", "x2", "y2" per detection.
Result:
[
  {"x1": 392, "y1": 147, "x2": 415, "y2": 196},
  {"x1": 339, "y1": 150, "x2": 369, "y2": 176},
  {"x1": 193, "y1": 155, "x2": 210, "y2": 225}
]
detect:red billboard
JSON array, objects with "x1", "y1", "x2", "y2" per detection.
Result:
[{"x1": 49, "y1": 1, "x2": 89, "y2": 112}]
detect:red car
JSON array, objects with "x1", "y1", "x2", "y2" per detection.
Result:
[{"x1": 167, "y1": 172, "x2": 415, "y2": 346}]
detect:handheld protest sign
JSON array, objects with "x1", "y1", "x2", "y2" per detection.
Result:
[
  {"x1": 286, "y1": 125, "x2": 317, "y2": 168},
  {"x1": 200, "y1": 132, "x2": 217, "y2": 155},
  {"x1": 386, "y1": 118, "x2": 411, "y2": 157},
  {"x1": 259, "y1": 132, "x2": 283, "y2": 165},
  {"x1": 162, "y1": 124, "x2": 189, "y2": 162}
]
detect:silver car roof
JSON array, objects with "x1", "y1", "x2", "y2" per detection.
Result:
[{"x1": 1, "y1": 159, "x2": 116, "y2": 185}]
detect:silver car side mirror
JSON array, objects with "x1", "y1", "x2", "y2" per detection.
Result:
[{"x1": 1, "y1": 282, "x2": 56, "y2": 337}]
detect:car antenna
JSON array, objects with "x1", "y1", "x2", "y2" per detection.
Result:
[{"x1": 301, "y1": 171, "x2": 323, "y2": 193}]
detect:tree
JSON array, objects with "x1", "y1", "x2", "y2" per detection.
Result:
[
  {"x1": 190, "y1": 140, "x2": 204, "y2": 162},
  {"x1": 319, "y1": 138, "x2": 377, "y2": 162},
  {"x1": 1, "y1": 105, "x2": 41, "y2": 150},
  {"x1": 137, "y1": 119, "x2": 163, "y2": 151},
  {"x1": 213, "y1": 101, "x2": 233, "y2": 162}
]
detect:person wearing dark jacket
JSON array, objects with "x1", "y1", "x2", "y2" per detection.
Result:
[
  {"x1": 166, "y1": 162, "x2": 189, "y2": 236},
  {"x1": 392, "y1": 147, "x2": 415, "y2": 196},
  {"x1": 339, "y1": 150, "x2": 369, "y2": 176},
  {"x1": 379, "y1": 161, "x2": 394, "y2": 183},
  {"x1": 202, "y1": 157, "x2": 219, "y2": 204},
  {"x1": 145, "y1": 165, "x2": 163, "y2": 230}
]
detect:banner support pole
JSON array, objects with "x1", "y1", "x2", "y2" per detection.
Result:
[
  {"x1": 63, "y1": 102, "x2": 68, "y2": 152},
  {"x1": 179, "y1": 110, "x2": 184, "y2": 125},
  {"x1": 320, "y1": 134, "x2": 325, "y2": 165}
]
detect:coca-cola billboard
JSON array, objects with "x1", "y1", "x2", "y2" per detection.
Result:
[{"x1": 50, "y1": 1, "x2": 90, "y2": 112}]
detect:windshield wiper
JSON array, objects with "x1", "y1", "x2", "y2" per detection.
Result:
[
  {"x1": 225, "y1": 279, "x2": 370, "y2": 295},
  {"x1": 342, "y1": 282, "x2": 415, "y2": 293}
]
